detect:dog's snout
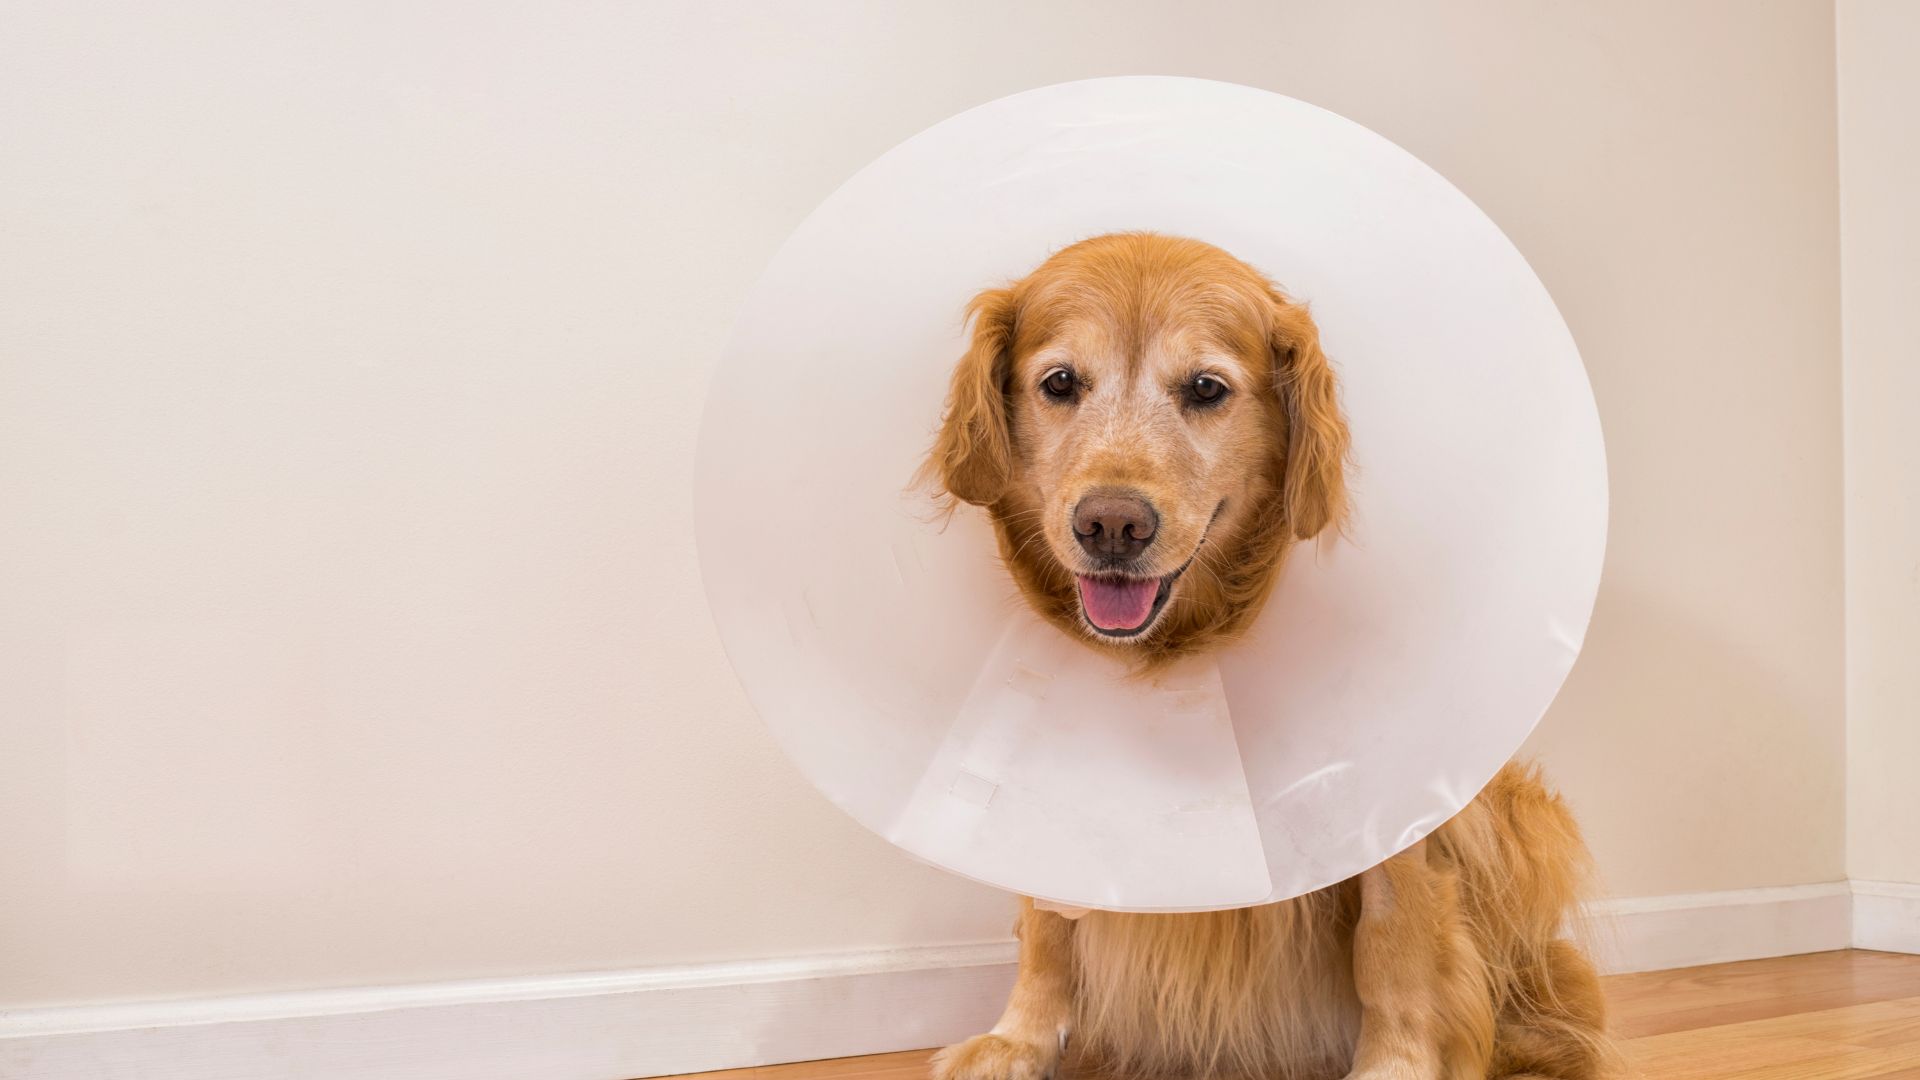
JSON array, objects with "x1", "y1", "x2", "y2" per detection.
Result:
[{"x1": 1072, "y1": 491, "x2": 1158, "y2": 561}]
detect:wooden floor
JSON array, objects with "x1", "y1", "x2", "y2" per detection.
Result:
[{"x1": 682, "y1": 950, "x2": 1920, "y2": 1080}]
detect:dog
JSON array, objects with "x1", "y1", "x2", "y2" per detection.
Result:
[{"x1": 922, "y1": 233, "x2": 1614, "y2": 1079}]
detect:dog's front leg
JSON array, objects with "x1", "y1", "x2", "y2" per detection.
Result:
[
  {"x1": 931, "y1": 899, "x2": 1073, "y2": 1080},
  {"x1": 1344, "y1": 841, "x2": 1494, "y2": 1080}
]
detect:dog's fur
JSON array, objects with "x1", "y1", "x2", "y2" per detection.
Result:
[{"x1": 923, "y1": 234, "x2": 1615, "y2": 1079}]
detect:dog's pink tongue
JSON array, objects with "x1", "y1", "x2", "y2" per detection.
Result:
[{"x1": 1077, "y1": 575, "x2": 1159, "y2": 631}]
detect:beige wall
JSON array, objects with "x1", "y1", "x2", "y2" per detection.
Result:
[
  {"x1": 1839, "y1": 0, "x2": 1920, "y2": 887},
  {"x1": 0, "y1": 1, "x2": 1845, "y2": 1009}
]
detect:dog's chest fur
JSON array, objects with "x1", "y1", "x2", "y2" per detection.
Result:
[{"x1": 1068, "y1": 889, "x2": 1362, "y2": 1080}]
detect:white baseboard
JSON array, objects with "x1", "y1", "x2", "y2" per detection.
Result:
[
  {"x1": 0, "y1": 942, "x2": 1019, "y2": 1080},
  {"x1": 1853, "y1": 879, "x2": 1920, "y2": 954},
  {"x1": 1584, "y1": 880, "x2": 1854, "y2": 974},
  {"x1": 4, "y1": 880, "x2": 1911, "y2": 1080}
]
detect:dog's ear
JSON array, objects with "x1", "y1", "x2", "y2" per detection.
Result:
[
  {"x1": 1269, "y1": 292, "x2": 1351, "y2": 539},
  {"x1": 925, "y1": 286, "x2": 1017, "y2": 507}
]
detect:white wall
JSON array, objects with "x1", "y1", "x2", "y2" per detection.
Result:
[
  {"x1": 0, "y1": 1, "x2": 1845, "y2": 1010},
  {"x1": 1839, "y1": 0, "x2": 1920, "y2": 889}
]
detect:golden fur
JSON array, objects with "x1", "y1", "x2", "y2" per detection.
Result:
[{"x1": 924, "y1": 234, "x2": 1615, "y2": 1079}]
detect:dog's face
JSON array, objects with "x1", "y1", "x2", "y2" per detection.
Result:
[{"x1": 927, "y1": 233, "x2": 1349, "y2": 663}]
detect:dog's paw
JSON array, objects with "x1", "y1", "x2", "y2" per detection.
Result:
[{"x1": 929, "y1": 1033, "x2": 1058, "y2": 1080}]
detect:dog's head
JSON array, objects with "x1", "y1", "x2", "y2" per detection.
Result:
[{"x1": 926, "y1": 233, "x2": 1349, "y2": 664}]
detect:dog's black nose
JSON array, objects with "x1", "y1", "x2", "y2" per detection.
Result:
[{"x1": 1073, "y1": 491, "x2": 1158, "y2": 561}]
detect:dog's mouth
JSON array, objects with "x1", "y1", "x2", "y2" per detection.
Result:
[
  {"x1": 1075, "y1": 566, "x2": 1187, "y2": 637},
  {"x1": 1072, "y1": 503, "x2": 1221, "y2": 639}
]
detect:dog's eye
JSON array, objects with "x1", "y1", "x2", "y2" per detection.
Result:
[
  {"x1": 1041, "y1": 368, "x2": 1077, "y2": 400},
  {"x1": 1188, "y1": 374, "x2": 1229, "y2": 405}
]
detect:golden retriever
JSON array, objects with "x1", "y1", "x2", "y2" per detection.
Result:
[{"x1": 923, "y1": 233, "x2": 1614, "y2": 1079}]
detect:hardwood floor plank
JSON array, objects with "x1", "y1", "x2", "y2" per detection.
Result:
[
  {"x1": 1607, "y1": 950, "x2": 1920, "y2": 1038},
  {"x1": 1636, "y1": 1039, "x2": 1914, "y2": 1080},
  {"x1": 1626, "y1": 997, "x2": 1920, "y2": 1078}
]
